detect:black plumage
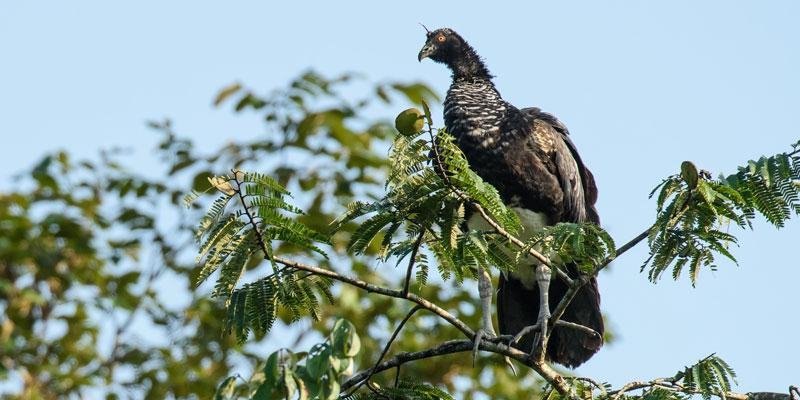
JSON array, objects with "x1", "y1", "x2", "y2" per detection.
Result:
[{"x1": 419, "y1": 28, "x2": 603, "y2": 367}]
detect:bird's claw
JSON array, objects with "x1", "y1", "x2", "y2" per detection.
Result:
[{"x1": 472, "y1": 326, "x2": 496, "y2": 366}]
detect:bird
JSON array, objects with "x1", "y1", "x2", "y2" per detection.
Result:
[{"x1": 418, "y1": 27, "x2": 603, "y2": 368}]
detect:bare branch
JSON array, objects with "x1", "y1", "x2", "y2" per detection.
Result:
[{"x1": 341, "y1": 339, "x2": 571, "y2": 395}]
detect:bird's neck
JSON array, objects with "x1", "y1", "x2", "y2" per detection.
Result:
[{"x1": 447, "y1": 46, "x2": 492, "y2": 81}]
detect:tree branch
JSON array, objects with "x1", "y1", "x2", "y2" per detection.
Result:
[
  {"x1": 273, "y1": 256, "x2": 474, "y2": 338},
  {"x1": 341, "y1": 339, "x2": 571, "y2": 395}
]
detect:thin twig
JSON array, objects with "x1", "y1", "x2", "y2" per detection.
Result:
[
  {"x1": 570, "y1": 376, "x2": 605, "y2": 391},
  {"x1": 233, "y1": 172, "x2": 273, "y2": 267},
  {"x1": 394, "y1": 365, "x2": 401, "y2": 388},
  {"x1": 343, "y1": 305, "x2": 423, "y2": 396},
  {"x1": 599, "y1": 228, "x2": 651, "y2": 273},
  {"x1": 403, "y1": 232, "x2": 425, "y2": 295},
  {"x1": 273, "y1": 256, "x2": 474, "y2": 338},
  {"x1": 610, "y1": 378, "x2": 670, "y2": 400}
]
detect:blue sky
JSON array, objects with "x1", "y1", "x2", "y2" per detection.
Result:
[{"x1": 2, "y1": 1, "x2": 799, "y2": 394}]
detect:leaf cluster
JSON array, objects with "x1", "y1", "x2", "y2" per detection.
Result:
[
  {"x1": 333, "y1": 116, "x2": 521, "y2": 286},
  {"x1": 645, "y1": 146, "x2": 800, "y2": 284},
  {"x1": 520, "y1": 222, "x2": 616, "y2": 274},
  {"x1": 214, "y1": 319, "x2": 362, "y2": 400},
  {"x1": 193, "y1": 170, "x2": 331, "y2": 342},
  {"x1": 672, "y1": 354, "x2": 738, "y2": 400}
]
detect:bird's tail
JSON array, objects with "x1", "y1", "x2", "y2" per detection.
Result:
[{"x1": 497, "y1": 265, "x2": 603, "y2": 368}]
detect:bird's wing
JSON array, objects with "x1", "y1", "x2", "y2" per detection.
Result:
[{"x1": 521, "y1": 107, "x2": 599, "y2": 224}]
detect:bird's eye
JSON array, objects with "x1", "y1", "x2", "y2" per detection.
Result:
[{"x1": 436, "y1": 34, "x2": 446, "y2": 43}]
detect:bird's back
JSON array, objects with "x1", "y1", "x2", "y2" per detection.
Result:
[{"x1": 444, "y1": 79, "x2": 569, "y2": 220}]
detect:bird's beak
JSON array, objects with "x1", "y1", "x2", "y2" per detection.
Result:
[{"x1": 418, "y1": 43, "x2": 435, "y2": 62}]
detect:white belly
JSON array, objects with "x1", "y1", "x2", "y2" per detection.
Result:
[{"x1": 466, "y1": 207, "x2": 550, "y2": 289}]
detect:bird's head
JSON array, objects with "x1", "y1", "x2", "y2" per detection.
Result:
[
  {"x1": 418, "y1": 27, "x2": 492, "y2": 80},
  {"x1": 417, "y1": 27, "x2": 462, "y2": 63}
]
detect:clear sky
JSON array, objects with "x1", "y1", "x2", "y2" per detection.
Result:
[{"x1": 2, "y1": 0, "x2": 799, "y2": 394}]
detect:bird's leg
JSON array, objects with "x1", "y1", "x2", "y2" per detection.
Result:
[
  {"x1": 531, "y1": 263, "x2": 552, "y2": 359},
  {"x1": 472, "y1": 265, "x2": 496, "y2": 364},
  {"x1": 478, "y1": 266, "x2": 496, "y2": 336}
]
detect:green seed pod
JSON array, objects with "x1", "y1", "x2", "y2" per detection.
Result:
[{"x1": 394, "y1": 108, "x2": 425, "y2": 136}]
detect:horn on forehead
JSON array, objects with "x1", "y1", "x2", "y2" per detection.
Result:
[{"x1": 419, "y1": 23, "x2": 431, "y2": 35}]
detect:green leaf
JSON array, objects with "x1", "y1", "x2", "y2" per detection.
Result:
[
  {"x1": 253, "y1": 352, "x2": 282, "y2": 399},
  {"x1": 283, "y1": 367, "x2": 297, "y2": 399},
  {"x1": 305, "y1": 343, "x2": 332, "y2": 378},
  {"x1": 331, "y1": 319, "x2": 361, "y2": 357},
  {"x1": 213, "y1": 376, "x2": 238, "y2": 400},
  {"x1": 319, "y1": 369, "x2": 340, "y2": 400}
]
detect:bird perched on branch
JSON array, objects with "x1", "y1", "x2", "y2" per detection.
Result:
[{"x1": 419, "y1": 27, "x2": 603, "y2": 367}]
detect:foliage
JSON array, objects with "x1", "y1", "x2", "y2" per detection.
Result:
[
  {"x1": 0, "y1": 150, "x2": 240, "y2": 399},
  {"x1": 644, "y1": 144, "x2": 800, "y2": 284},
  {"x1": 520, "y1": 222, "x2": 616, "y2": 274},
  {"x1": 672, "y1": 354, "x2": 737, "y2": 400},
  {"x1": 5, "y1": 65, "x2": 799, "y2": 400},
  {"x1": 1, "y1": 71, "x2": 474, "y2": 398},
  {"x1": 333, "y1": 118, "x2": 524, "y2": 286},
  {"x1": 192, "y1": 170, "x2": 332, "y2": 342},
  {"x1": 197, "y1": 73, "x2": 548, "y2": 399},
  {"x1": 213, "y1": 319, "x2": 361, "y2": 400}
]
